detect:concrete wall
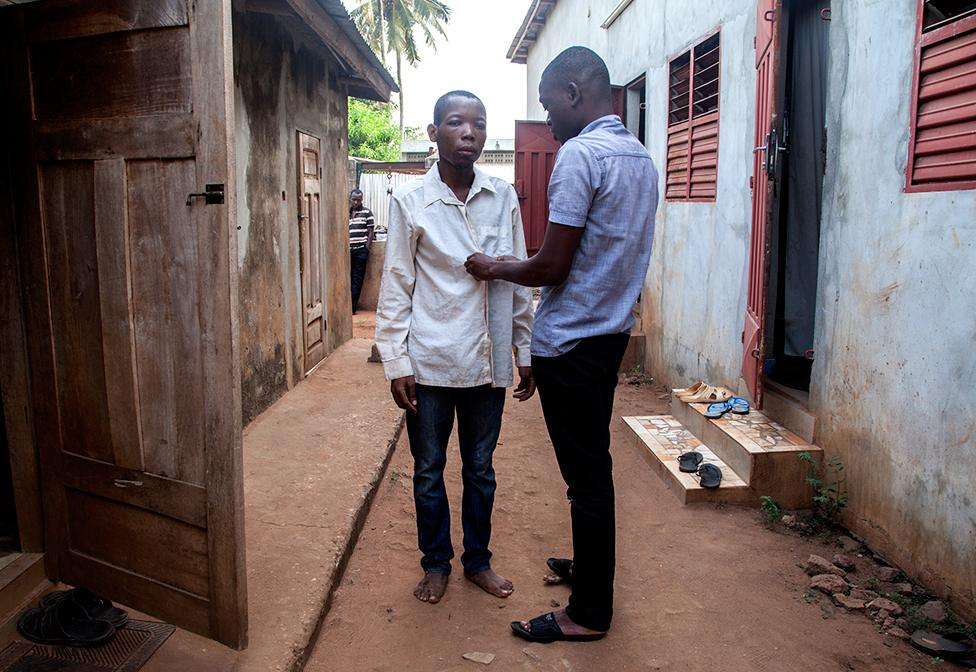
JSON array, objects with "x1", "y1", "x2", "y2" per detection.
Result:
[
  {"x1": 525, "y1": 0, "x2": 757, "y2": 391},
  {"x1": 523, "y1": 0, "x2": 976, "y2": 617},
  {"x1": 810, "y1": 2, "x2": 976, "y2": 618},
  {"x1": 233, "y1": 9, "x2": 353, "y2": 424}
]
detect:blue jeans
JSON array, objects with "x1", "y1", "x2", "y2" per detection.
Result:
[{"x1": 405, "y1": 384, "x2": 505, "y2": 575}]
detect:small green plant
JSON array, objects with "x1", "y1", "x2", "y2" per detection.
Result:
[
  {"x1": 799, "y1": 451, "x2": 849, "y2": 524},
  {"x1": 389, "y1": 467, "x2": 403, "y2": 484},
  {"x1": 760, "y1": 495, "x2": 782, "y2": 528},
  {"x1": 803, "y1": 591, "x2": 817, "y2": 603}
]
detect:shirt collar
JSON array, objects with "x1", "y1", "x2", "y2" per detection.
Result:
[
  {"x1": 579, "y1": 114, "x2": 622, "y2": 136},
  {"x1": 423, "y1": 161, "x2": 496, "y2": 207}
]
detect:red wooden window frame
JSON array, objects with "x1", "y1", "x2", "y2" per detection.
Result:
[
  {"x1": 665, "y1": 30, "x2": 721, "y2": 202},
  {"x1": 905, "y1": 1, "x2": 976, "y2": 192}
]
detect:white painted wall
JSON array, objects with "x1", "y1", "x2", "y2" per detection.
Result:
[
  {"x1": 525, "y1": 0, "x2": 758, "y2": 390},
  {"x1": 521, "y1": 0, "x2": 976, "y2": 618}
]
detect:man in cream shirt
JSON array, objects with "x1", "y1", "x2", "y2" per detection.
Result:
[{"x1": 375, "y1": 90, "x2": 534, "y2": 605}]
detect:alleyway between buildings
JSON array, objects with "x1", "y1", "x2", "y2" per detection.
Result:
[{"x1": 304, "y1": 354, "x2": 934, "y2": 672}]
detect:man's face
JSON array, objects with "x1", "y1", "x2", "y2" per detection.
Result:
[
  {"x1": 350, "y1": 193, "x2": 363, "y2": 209},
  {"x1": 427, "y1": 97, "x2": 487, "y2": 169},
  {"x1": 538, "y1": 76, "x2": 577, "y2": 144}
]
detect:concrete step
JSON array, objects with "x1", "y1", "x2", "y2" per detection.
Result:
[
  {"x1": 670, "y1": 392, "x2": 821, "y2": 509},
  {"x1": 762, "y1": 382, "x2": 816, "y2": 443},
  {"x1": 623, "y1": 415, "x2": 755, "y2": 505}
]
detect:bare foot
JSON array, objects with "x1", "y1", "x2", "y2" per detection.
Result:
[
  {"x1": 413, "y1": 572, "x2": 448, "y2": 604},
  {"x1": 465, "y1": 568, "x2": 514, "y2": 598},
  {"x1": 517, "y1": 608, "x2": 606, "y2": 637}
]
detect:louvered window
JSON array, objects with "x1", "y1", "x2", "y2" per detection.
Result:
[
  {"x1": 666, "y1": 32, "x2": 721, "y2": 201},
  {"x1": 906, "y1": 1, "x2": 976, "y2": 191}
]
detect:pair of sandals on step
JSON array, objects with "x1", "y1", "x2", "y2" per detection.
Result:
[
  {"x1": 509, "y1": 558, "x2": 605, "y2": 644},
  {"x1": 676, "y1": 381, "x2": 750, "y2": 419}
]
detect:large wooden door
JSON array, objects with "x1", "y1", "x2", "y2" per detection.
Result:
[
  {"x1": 6, "y1": 0, "x2": 247, "y2": 648},
  {"x1": 298, "y1": 131, "x2": 326, "y2": 373},
  {"x1": 515, "y1": 121, "x2": 560, "y2": 256},
  {"x1": 743, "y1": 0, "x2": 782, "y2": 408}
]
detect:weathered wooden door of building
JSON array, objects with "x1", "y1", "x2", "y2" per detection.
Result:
[
  {"x1": 743, "y1": 0, "x2": 782, "y2": 407},
  {"x1": 298, "y1": 131, "x2": 326, "y2": 373},
  {"x1": 515, "y1": 121, "x2": 560, "y2": 256},
  {"x1": 6, "y1": 0, "x2": 247, "y2": 648}
]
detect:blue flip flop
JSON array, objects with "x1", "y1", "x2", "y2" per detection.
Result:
[
  {"x1": 730, "y1": 397, "x2": 750, "y2": 414},
  {"x1": 704, "y1": 400, "x2": 733, "y2": 419}
]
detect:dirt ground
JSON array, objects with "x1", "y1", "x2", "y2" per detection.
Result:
[{"x1": 305, "y1": 375, "x2": 937, "y2": 672}]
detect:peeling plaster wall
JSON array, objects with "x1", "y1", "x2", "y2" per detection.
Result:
[
  {"x1": 233, "y1": 10, "x2": 353, "y2": 424},
  {"x1": 523, "y1": 0, "x2": 976, "y2": 618},
  {"x1": 525, "y1": 0, "x2": 757, "y2": 392}
]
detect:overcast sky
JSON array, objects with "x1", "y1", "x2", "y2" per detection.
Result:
[{"x1": 343, "y1": 0, "x2": 531, "y2": 139}]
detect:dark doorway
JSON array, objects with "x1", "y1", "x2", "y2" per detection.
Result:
[
  {"x1": 766, "y1": 0, "x2": 830, "y2": 394},
  {"x1": 0, "y1": 384, "x2": 19, "y2": 556}
]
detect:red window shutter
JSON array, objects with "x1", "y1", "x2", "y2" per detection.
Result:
[
  {"x1": 666, "y1": 31, "x2": 720, "y2": 201},
  {"x1": 907, "y1": 11, "x2": 976, "y2": 191}
]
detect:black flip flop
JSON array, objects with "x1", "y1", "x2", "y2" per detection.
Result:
[
  {"x1": 678, "y1": 451, "x2": 703, "y2": 473},
  {"x1": 910, "y1": 630, "x2": 974, "y2": 660},
  {"x1": 40, "y1": 587, "x2": 129, "y2": 628},
  {"x1": 697, "y1": 463, "x2": 722, "y2": 489},
  {"x1": 17, "y1": 598, "x2": 116, "y2": 647},
  {"x1": 510, "y1": 612, "x2": 606, "y2": 644},
  {"x1": 546, "y1": 558, "x2": 573, "y2": 584}
]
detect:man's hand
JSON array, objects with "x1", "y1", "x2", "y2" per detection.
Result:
[
  {"x1": 464, "y1": 253, "x2": 497, "y2": 281},
  {"x1": 513, "y1": 366, "x2": 536, "y2": 402},
  {"x1": 391, "y1": 375, "x2": 417, "y2": 413}
]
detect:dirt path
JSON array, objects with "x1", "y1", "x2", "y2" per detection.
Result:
[{"x1": 305, "y1": 379, "x2": 933, "y2": 672}]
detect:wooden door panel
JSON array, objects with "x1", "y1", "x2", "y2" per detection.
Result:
[
  {"x1": 10, "y1": 0, "x2": 246, "y2": 648},
  {"x1": 299, "y1": 132, "x2": 325, "y2": 372}
]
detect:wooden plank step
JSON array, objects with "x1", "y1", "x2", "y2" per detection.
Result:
[
  {"x1": 623, "y1": 415, "x2": 755, "y2": 505},
  {"x1": 670, "y1": 392, "x2": 822, "y2": 509}
]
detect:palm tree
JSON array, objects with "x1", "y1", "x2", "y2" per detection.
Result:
[{"x1": 351, "y1": 0, "x2": 451, "y2": 137}]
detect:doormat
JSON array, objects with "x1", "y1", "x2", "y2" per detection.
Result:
[{"x1": 0, "y1": 620, "x2": 174, "y2": 672}]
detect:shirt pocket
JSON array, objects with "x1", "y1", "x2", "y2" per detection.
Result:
[{"x1": 477, "y1": 223, "x2": 513, "y2": 257}]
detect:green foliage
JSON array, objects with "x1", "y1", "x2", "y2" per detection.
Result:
[
  {"x1": 759, "y1": 495, "x2": 782, "y2": 528},
  {"x1": 348, "y1": 99, "x2": 401, "y2": 161},
  {"x1": 351, "y1": 0, "x2": 451, "y2": 67},
  {"x1": 799, "y1": 451, "x2": 848, "y2": 524}
]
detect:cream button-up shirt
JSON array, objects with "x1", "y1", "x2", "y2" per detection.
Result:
[{"x1": 375, "y1": 164, "x2": 533, "y2": 388}]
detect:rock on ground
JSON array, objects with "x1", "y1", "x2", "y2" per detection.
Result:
[
  {"x1": 834, "y1": 594, "x2": 867, "y2": 610},
  {"x1": 876, "y1": 567, "x2": 901, "y2": 582},
  {"x1": 868, "y1": 598, "x2": 904, "y2": 617},
  {"x1": 850, "y1": 589, "x2": 880, "y2": 602},
  {"x1": 805, "y1": 555, "x2": 847, "y2": 577},
  {"x1": 832, "y1": 554, "x2": 856, "y2": 571},
  {"x1": 462, "y1": 652, "x2": 495, "y2": 665},
  {"x1": 810, "y1": 574, "x2": 850, "y2": 595},
  {"x1": 919, "y1": 600, "x2": 948, "y2": 624},
  {"x1": 887, "y1": 627, "x2": 911, "y2": 640}
]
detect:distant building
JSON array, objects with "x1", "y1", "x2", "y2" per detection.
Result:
[{"x1": 401, "y1": 138, "x2": 515, "y2": 184}]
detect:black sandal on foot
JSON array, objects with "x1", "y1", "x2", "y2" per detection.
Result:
[
  {"x1": 510, "y1": 612, "x2": 606, "y2": 644},
  {"x1": 545, "y1": 558, "x2": 573, "y2": 584},
  {"x1": 17, "y1": 598, "x2": 116, "y2": 647},
  {"x1": 910, "y1": 630, "x2": 974, "y2": 660},
  {"x1": 697, "y1": 463, "x2": 722, "y2": 488},
  {"x1": 40, "y1": 587, "x2": 129, "y2": 628},
  {"x1": 678, "y1": 451, "x2": 703, "y2": 473}
]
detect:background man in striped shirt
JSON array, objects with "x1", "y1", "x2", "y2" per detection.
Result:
[{"x1": 349, "y1": 188, "x2": 374, "y2": 313}]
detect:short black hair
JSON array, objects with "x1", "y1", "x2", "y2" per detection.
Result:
[
  {"x1": 541, "y1": 46, "x2": 611, "y2": 96},
  {"x1": 350, "y1": 188, "x2": 363, "y2": 197},
  {"x1": 433, "y1": 90, "x2": 484, "y2": 125}
]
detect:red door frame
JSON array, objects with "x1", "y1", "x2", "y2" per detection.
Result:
[{"x1": 742, "y1": 0, "x2": 782, "y2": 408}]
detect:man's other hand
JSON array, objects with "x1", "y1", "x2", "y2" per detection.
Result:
[
  {"x1": 514, "y1": 366, "x2": 536, "y2": 402},
  {"x1": 464, "y1": 253, "x2": 496, "y2": 280},
  {"x1": 391, "y1": 375, "x2": 417, "y2": 413}
]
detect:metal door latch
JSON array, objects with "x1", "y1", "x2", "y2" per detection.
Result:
[{"x1": 186, "y1": 183, "x2": 225, "y2": 206}]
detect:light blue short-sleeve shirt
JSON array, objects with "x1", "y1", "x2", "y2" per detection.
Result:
[{"x1": 531, "y1": 115, "x2": 659, "y2": 358}]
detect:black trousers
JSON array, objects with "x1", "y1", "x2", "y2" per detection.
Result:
[
  {"x1": 350, "y1": 245, "x2": 369, "y2": 312},
  {"x1": 532, "y1": 332, "x2": 630, "y2": 632}
]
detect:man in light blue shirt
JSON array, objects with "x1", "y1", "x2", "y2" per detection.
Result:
[{"x1": 466, "y1": 46, "x2": 658, "y2": 643}]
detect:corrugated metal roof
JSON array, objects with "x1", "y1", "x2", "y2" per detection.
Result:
[{"x1": 316, "y1": 0, "x2": 399, "y2": 92}]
